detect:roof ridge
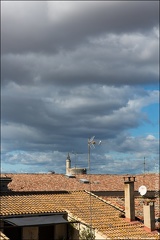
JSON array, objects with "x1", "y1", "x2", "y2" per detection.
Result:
[{"x1": 85, "y1": 190, "x2": 125, "y2": 213}]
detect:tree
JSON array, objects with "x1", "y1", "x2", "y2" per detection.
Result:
[{"x1": 79, "y1": 227, "x2": 95, "y2": 240}]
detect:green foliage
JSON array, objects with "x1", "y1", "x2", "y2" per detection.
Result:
[{"x1": 79, "y1": 227, "x2": 95, "y2": 240}]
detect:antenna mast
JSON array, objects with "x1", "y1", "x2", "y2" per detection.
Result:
[
  {"x1": 144, "y1": 157, "x2": 146, "y2": 174},
  {"x1": 143, "y1": 157, "x2": 146, "y2": 185},
  {"x1": 88, "y1": 136, "x2": 101, "y2": 239},
  {"x1": 138, "y1": 157, "x2": 147, "y2": 196}
]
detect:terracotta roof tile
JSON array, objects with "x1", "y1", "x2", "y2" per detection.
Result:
[
  {"x1": 1, "y1": 190, "x2": 159, "y2": 239},
  {"x1": 1, "y1": 173, "x2": 159, "y2": 238},
  {"x1": 96, "y1": 195, "x2": 160, "y2": 231},
  {"x1": 1, "y1": 173, "x2": 159, "y2": 192}
]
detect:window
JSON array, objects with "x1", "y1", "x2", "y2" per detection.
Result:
[{"x1": 39, "y1": 225, "x2": 54, "y2": 240}]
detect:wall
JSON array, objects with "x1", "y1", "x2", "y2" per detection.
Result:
[
  {"x1": 54, "y1": 224, "x2": 67, "y2": 240},
  {"x1": 22, "y1": 227, "x2": 38, "y2": 240},
  {"x1": 68, "y1": 214, "x2": 106, "y2": 240},
  {"x1": 0, "y1": 178, "x2": 12, "y2": 192},
  {"x1": 69, "y1": 168, "x2": 87, "y2": 175},
  {"x1": 95, "y1": 230, "x2": 107, "y2": 240}
]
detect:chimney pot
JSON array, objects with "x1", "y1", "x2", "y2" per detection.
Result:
[
  {"x1": 143, "y1": 199, "x2": 155, "y2": 232},
  {"x1": 123, "y1": 175, "x2": 136, "y2": 183}
]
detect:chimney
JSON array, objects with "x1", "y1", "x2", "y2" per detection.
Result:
[
  {"x1": 0, "y1": 177, "x2": 12, "y2": 192},
  {"x1": 123, "y1": 176, "x2": 136, "y2": 222},
  {"x1": 66, "y1": 153, "x2": 71, "y2": 175},
  {"x1": 143, "y1": 200, "x2": 155, "y2": 232}
]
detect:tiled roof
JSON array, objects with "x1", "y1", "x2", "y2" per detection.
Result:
[
  {"x1": 0, "y1": 231, "x2": 9, "y2": 240},
  {"x1": 0, "y1": 192, "x2": 65, "y2": 216},
  {"x1": 100, "y1": 195, "x2": 160, "y2": 217},
  {"x1": 0, "y1": 191, "x2": 159, "y2": 239},
  {"x1": 1, "y1": 173, "x2": 159, "y2": 192},
  {"x1": 99, "y1": 195, "x2": 160, "y2": 230}
]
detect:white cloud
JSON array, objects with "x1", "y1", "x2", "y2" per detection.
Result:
[
  {"x1": 127, "y1": 90, "x2": 159, "y2": 110},
  {"x1": 146, "y1": 135, "x2": 156, "y2": 141}
]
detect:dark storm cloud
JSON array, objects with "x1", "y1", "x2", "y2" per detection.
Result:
[
  {"x1": 1, "y1": 1, "x2": 159, "y2": 173},
  {"x1": 2, "y1": 82, "x2": 158, "y2": 153},
  {"x1": 1, "y1": 1, "x2": 158, "y2": 87},
  {"x1": 2, "y1": 28, "x2": 159, "y2": 87},
  {"x1": 1, "y1": 1, "x2": 158, "y2": 54}
]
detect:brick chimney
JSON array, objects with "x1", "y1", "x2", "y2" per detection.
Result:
[
  {"x1": 143, "y1": 200, "x2": 155, "y2": 232},
  {"x1": 123, "y1": 176, "x2": 136, "y2": 222}
]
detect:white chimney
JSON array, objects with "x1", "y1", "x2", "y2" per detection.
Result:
[
  {"x1": 123, "y1": 176, "x2": 136, "y2": 222},
  {"x1": 143, "y1": 200, "x2": 155, "y2": 232}
]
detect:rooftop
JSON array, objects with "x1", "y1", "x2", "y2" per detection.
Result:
[
  {"x1": 1, "y1": 173, "x2": 159, "y2": 192},
  {"x1": 0, "y1": 190, "x2": 159, "y2": 239},
  {"x1": 99, "y1": 195, "x2": 160, "y2": 230}
]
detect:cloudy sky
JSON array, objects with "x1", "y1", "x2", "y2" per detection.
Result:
[{"x1": 1, "y1": 1, "x2": 159, "y2": 174}]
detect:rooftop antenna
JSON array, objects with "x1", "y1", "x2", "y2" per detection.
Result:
[
  {"x1": 88, "y1": 136, "x2": 101, "y2": 169},
  {"x1": 139, "y1": 157, "x2": 147, "y2": 196},
  {"x1": 88, "y1": 136, "x2": 101, "y2": 238},
  {"x1": 72, "y1": 151, "x2": 77, "y2": 168},
  {"x1": 143, "y1": 157, "x2": 146, "y2": 185}
]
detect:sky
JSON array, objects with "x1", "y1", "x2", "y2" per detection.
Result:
[{"x1": 1, "y1": 1, "x2": 159, "y2": 175}]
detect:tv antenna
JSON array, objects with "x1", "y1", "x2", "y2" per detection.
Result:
[
  {"x1": 88, "y1": 136, "x2": 101, "y2": 239},
  {"x1": 88, "y1": 136, "x2": 101, "y2": 149},
  {"x1": 144, "y1": 157, "x2": 146, "y2": 174},
  {"x1": 143, "y1": 156, "x2": 146, "y2": 185},
  {"x1": 88, "y1": 136, "x2": 101, "y2": 170},
  {"x1": 72, "y1": 151, "x2": 77, "y2": 168},
  {"x1": 138, "y1": 157, "x2": 147, "y2": 196}
]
